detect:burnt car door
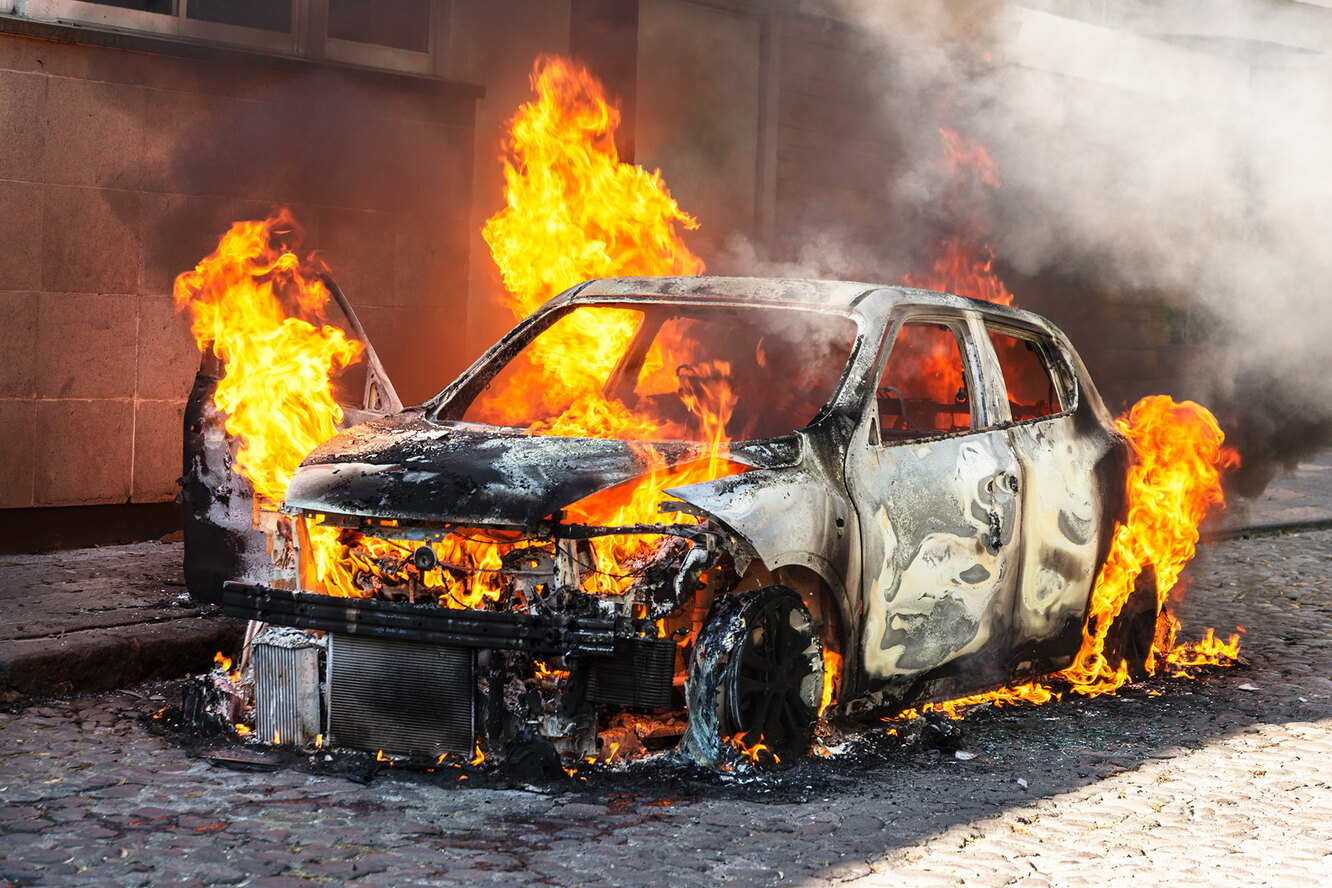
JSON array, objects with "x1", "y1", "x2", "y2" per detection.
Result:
[
  {"x1": 843, "y1": 309, "x2": 1026, "y2": 697},
  {"x1": 975, "y1": 319, "x2": 1105, "y2": 657},
  {"x1": 182, "y1": 277, "x2": 401, "y2": 603}
]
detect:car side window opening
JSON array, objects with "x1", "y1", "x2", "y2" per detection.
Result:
[
  {"x1": 876, "y1": 322, "x2": 973, "y2": 440},
  {"x1": 987, "y1": 329, "x2": 1064, "y2": 422}
]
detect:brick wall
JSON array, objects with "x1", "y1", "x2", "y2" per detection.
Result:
[{"x1": 0, "y1": 25, "x2": 479, "y2": 514}]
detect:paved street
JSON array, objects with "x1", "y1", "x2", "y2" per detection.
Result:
[{"x1": 3, "y1": 527, "x2": 1331, "y2": 887}]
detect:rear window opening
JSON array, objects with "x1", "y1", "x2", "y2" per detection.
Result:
[{"x1": 987, "y1": 328, "x2": 1067, "y2": 422}]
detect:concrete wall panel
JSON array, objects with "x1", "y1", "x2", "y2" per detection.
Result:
[
  {"x1": 35, "y1": 398, "x2": 133, "y2": 506},
  {"x1": 0, "y1": 26, "x2": 479, "y2": 511}
]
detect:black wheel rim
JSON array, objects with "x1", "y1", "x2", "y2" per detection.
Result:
[{"x1": 724, "y1": 593, "x2": 818, "y2": 764}]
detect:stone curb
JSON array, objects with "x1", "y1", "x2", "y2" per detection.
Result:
[
  {"x1": 1214, "y1": 516, "x2": 1332, "y2": 545},
  {"x1": 0, "y1": 613, "x2": 245, "y2": 700}
]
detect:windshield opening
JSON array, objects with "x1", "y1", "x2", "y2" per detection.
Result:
[{"x1": 459, "y1": 302, "x2": 858, "y2": 442}]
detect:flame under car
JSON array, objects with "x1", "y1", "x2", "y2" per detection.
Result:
[{"x1": 217, "y1": 276, "x2": 1137, "y2": 770}]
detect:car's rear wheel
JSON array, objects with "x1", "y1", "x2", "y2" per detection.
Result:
[
  {"x1": 678, "y1": 585, "x2": 822, "y2": 770},
  {"x1": 1103, "y1": 564, "x2": 1160, "y2": 682}
]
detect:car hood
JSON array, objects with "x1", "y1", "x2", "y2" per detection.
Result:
[{"x1": 284, "y1": 409, "x2": 802, "y2": 527}]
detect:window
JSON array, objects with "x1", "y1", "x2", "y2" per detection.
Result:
[
  {"x1": 456, "y1": 303, "x2": 858, "y2": 443},
  {"x1": 987, "y1": 329, "x2": 1065, "y2": 422},
  {"x1": 187, "y1": 0, "x2": 292, "y2": 32},
  {"x1": 876, "y1": 322, "x2": 972, "y2": 440},
  {"x1": 328, "y1": 0, "x2": 430, "y2": 53},
  {"x1": 17, "y1": 0, "x2": 441, "y2": 74}
]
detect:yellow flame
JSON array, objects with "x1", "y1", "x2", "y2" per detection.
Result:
[{"x1": 173, "y1": 210, "x2": 362, "y2": 504}]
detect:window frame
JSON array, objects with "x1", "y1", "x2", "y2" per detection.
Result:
[
  {"x1": 980, "y1": 320, "x2": 1078, "y2": 426},
  {"x1": 869, "y1": 312, "x2": 982, "y2": 446},
  {"x1": 12, "y1": 0, "x2": 442, "y2": 74}
]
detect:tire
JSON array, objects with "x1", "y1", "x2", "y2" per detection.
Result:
[
  {"x1": 678, "y1": 585, "x2": 822, "y2": 770},
  {"x1": 1103, "y1": 564, "x2": 1160, "y2": 682}
]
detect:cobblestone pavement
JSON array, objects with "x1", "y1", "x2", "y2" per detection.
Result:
[{"x1": 3, "y1": 529, "x2": 1331, "y2": 887}]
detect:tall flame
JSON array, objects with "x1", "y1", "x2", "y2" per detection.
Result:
[
  {"x1": 896, "y1": 396, "x2": 1241, "y2": 723},
  {"x1": 477, "y1": 57, "x2": 712, "y2": 447},
  {"x1": 1062, "y1": 395, "x2": 1240, "y2": 693},
  {"x1": 471, "y1": 56, "x2": 733, "y2": 595},
  {"x1": 173, "y1": 210, "x2": 363, "y2": 503},
  {"x1": 903, "y1": 129, "x2": 1015, "y2": 307},
  {"x1": 483, "y1": 56, "x2": 704, "y2": 319}
]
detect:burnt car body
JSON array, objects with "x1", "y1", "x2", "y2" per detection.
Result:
[{"x1": 215, "y1": 276, "x2": 1133, "y2": 769}]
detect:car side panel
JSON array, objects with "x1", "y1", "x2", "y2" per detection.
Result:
[
  {"x1": 850, "y1": 430, "x2": 1023, "y2": 683},
  {"x1": 1006, "y1": 414, "x2": 1108, "y2": 646}
]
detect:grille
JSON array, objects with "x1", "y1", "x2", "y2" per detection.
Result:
[
  {"x1": 327, "y1": 634, "x2": 475, "y2": 758},
  {"x1": 252, "y1": 632, "x2": 323, "y2": 747},
  {"x1": 586, "y1": 638, "x2": 676, "y2": 709}
]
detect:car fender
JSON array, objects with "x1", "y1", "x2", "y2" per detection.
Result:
[{"x1": 665, "y1": 464, "x2": 856, "y2": 624}]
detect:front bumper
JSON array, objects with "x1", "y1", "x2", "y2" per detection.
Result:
[{"x1": 220, "y1": 581, "x2": 649, "y2": 656}]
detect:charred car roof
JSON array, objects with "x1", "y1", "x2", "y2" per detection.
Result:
[{"x1": 566, "y1": 275, "x2": 1059, "y2": 326}]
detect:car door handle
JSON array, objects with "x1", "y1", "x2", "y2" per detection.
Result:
[{"x1": 983, "y1": 509, "x2": 1003, "y2": 554}]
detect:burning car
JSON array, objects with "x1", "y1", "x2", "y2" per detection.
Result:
[{"x1": 209, "y1": 275, "x2": 1142, "y2": 770}]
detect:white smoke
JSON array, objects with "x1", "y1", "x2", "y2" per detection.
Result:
[{"x1": 801, "y1": 0, "x2": 1332, "y2": 493}]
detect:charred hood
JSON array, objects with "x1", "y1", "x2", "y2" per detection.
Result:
[{"x1": 284, "y1": 409, "x2": 801, "y2": 527}]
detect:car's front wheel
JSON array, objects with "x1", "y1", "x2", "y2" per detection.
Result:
[{"x1": 678, "y1": 585, "x2": 822, "y2": 770}]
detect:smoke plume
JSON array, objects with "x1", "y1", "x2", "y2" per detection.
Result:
[{"x1": 753, "y1": 0, "x2": 1332, "y2": 497}]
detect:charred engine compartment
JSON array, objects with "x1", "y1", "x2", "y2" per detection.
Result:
[{"x1": 219, "y1": 509, "x2": 753, "y2": 765}]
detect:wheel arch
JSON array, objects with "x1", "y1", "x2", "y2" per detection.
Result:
[{"x1": 731, "y1": 557, "x2": 850, "y2": 709}]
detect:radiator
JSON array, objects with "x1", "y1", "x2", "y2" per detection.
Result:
[
  {"x1": 326, "y1": 634, "x2": 475, "y2": 758},
  {"x1": 586, "y1": 637, "x2": 676, "y2": 709},
  {"x1": 251, "y1": 628, "x2": 323, "y2": 746}
]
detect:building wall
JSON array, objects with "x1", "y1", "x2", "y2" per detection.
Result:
[
  {"x1": 6, "y1": 0, "x2": 1317, "y2": 547},
  {"x1": 773, "y1": 15, "x2": 896, "y2": 253},
  {"x1": 0, "y1": 25, "x2": 478, "y2": 517},
  {"x1": 635, "y1": 0, "x2": 761, "y2": 257},
  {"x1": 453, "y1": 0, "x2": 574, "y2": 361}
]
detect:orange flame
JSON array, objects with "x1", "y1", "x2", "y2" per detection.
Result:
[
  {"x1": 728, "y1": 735, "x2": 777, "y2": 767},
  {"x1": 1162, "y1": 623, "x2": 1244, "y2": 676},
  {"x1": 903, "y1": 129, "x2": 1014, "y2": 308},
  {"x1": 483, "y1": 56, "x2": 703, "y2": 319},
  {"x1": 880, "y1": 395, "x2": 1241, "y2": 726},
  {"x1": 471, "y1": 56, "x2": 734, "y2": 596},
  {"x1": 904, "y1": 236, "x2": 1015, "y2": 307},
  {"x1": 820, "y1": 649, "x2": 842, "y2": 716},
  {"x1": 173, "y1": 210, "x2": 363, "y2": 504},
  {"x1": 1061, "y1": 395, "x2": 1240, "y2": 694}
]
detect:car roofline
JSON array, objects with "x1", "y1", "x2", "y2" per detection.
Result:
[{"x1": 572, "y1": 276, "x2": 1059, "y2": 330}]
